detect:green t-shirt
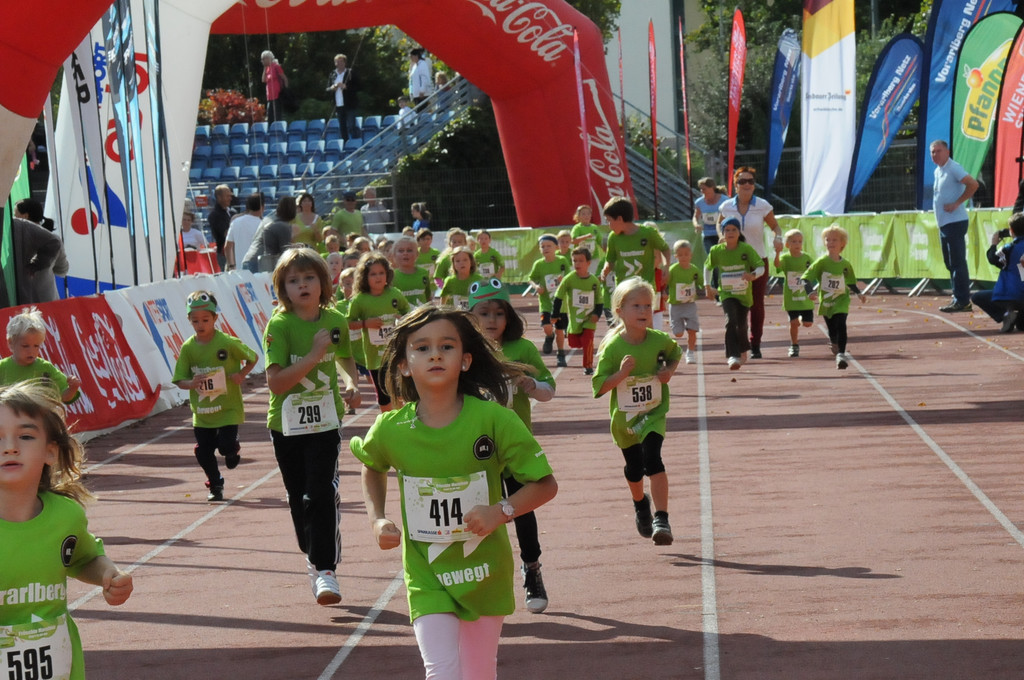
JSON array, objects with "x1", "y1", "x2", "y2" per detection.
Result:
[
  {"x1": 553, "y1": 272, "x2": 604, "y2": 333},
  {"x1": 348, "y1": 288, "x2": 411, "y2": 370},
  {"x1": 439, "y1": 273, "x2": 483, "y2": 310},
  {"x1": 473, "y1": 248, "x2": 505, "y2": 279},
  {"x1": 592, "y1": 329, "x2": 681, "y2": 449},
  {"x1": 0, "y1": 492, "x2": 105, "y2": 680},
  {"x1": 500, "y1": 337, "x2": 555, "y2": 431},
  {"x1": 528, "y1": 255, "x2": 571, "y2": 313},
  {"x1": 775, "y1": 252, "x2": 814, "y2": 311},
  {"x1": 263, "y1": 307, "x2": 353, "y2": 433},
  {"x1": 416, "y1": 248, "x2": 441, "y2": 279},
  {"x1": 350, "y1": 396, "x2": 553, "y2": 622},
  {"x1": 335, "y1": 298, "x2": 365, "y2": 367},
  {"x1": 605, "y1": 224, "x2": 668, "y2": 286},
  {"x1": 392, "y1": 267, "x2": 435, "y2": 306},
  {"x1": 434, "y1": 251, "x2": 455, "y2": 282},
  {"x1": 705, "y1": 242, "x2": 762, "y2": 308},
  {"x1": 0, "y1": 357, "x2": 77, "y2": 403},
  {"x1": 172, "y1": 330, "x2": 258, "y2": 428},
  {"x1": 667, "y1": 263, "x2": 704, "y2": 305},
  {"x1": 803, "y1": 255, "x2": 858, "y2": 317},
  {"x1": 571, "y1": 222, "x2": 607, "y2": 261},
  {"x1": 331, "y1": 209, "x2": 364, "y2": 237}
]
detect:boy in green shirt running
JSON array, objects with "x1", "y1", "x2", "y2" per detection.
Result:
[
  {"x1": 802, "y1": 225, "x2": 867, "y2": 370},
  {"x1": 773, "y1": 229, "x2": 814, "y2": 357},
  {"x1": 601, "y1": 196, "x2": 670, "y2": 328},
  {"x1": 552, "y1": 247, "x2": 604, "y2": 374},
  {"x1": 528, "y1": 234, "x2": 571, "y2": 365},
  {"x1": 172, "y1": 291, "x2": 258, "y2": 501}
]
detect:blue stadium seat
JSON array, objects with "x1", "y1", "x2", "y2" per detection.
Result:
[
  {"x1": 240, "y1": 165, "x2": 259, "y2": 181},
  {"x1": 250, "y1": 142, "x2": 269, "y2": 165},
  {"x1": 324, "y1": 139, "x2": 345, "y2": 164},
  {"x1": 306, "y1": 140, "x2": 325, "y2": 160},
  {"x1": 202, "y1": 167, "x2": 222, "y2": 181},
  {"x1": 262, "y1": 186, "x2": 277, "y2": 201},
  {"x1": 382, "y1": 115, "x2": 398, "y2": 128},
  {"x1": 286, "y1": 140, "x2": 307, "y2": 165},
  {"x1": 229, "y1": 143, "x2": 249, "y2": 167},
  {"x1": 315, "y1": 162, "x2": 334, "y2": 175},
  {"x1": 250, "y1": 121, "x2": 268, "y2": 144},
  {"x1": 211, "y1": 124, "x2": 230, "y2": 146},
  {"x1": 268, "y1": 142, "x2": 287, "y2": 163},
  {"x1": 268, "y1": 120, "x2": 287, "y2": 145},
  {"x1": 278, "y1": 184, "x2": 296, "y2": 198},
  {"x1": 343, "y1": 138, "x2": 363, "y2": 152},
  {"x1": 260, "y1": 164, "x2": 279, "y2": 180},
  {"x1": 189, "y1": 167, "x2": 203, "y2": 182},
  {"x1": 220, "y1": 166, "x2": 240, "y2": 182},
  {"x1": 210, "y1": 144, "x2": 230, "y2": 169},
  {"x1": 191, "y1": 157, "x2": 209, "y2": 171},
  {"x1": 195, "y1": 125, "x2": 211, "y2": 147},
  {"x1": 239, "y1": 183, "x2": 258, "y2": 198},
  {"x1": 286, "y1": 120, "x2": 307, "y2": 144},
  {"x1": 296, "y1": 162, "x2": 316, "y2": 178},
  {"x1": 229, "y1": 123, "x2": 249, "y2": 145},
  {"x1": 192, "y1": 145, "x2": 212, "y2": 165},
  {"x1": 306, "y1": 118, "x2": 326, "y2": 143},
  {"x1": 278, "y1": 163, "x2": 297, "y2": 179},
  {"x1": 361, "y1": 116, "x2": 381, "y2": 136}
]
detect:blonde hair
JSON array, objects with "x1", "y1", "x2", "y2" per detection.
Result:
[
  {"x1": 449, "y1": 246, "x2": 477, "y2": 276},
  {"x1": 271, "y1": 247, "x2": 334, "y2": 312},
  {"x1": 821, "y1": 224, "x2": 849, "y2": 248},
  {"x1": 672, "y1": 239, "x2": 692, "y2": 252},
  {"x1": 573, "y1": 204, "x2": 593, "y2": 224},
  {"x1": 445, "y1": 228, "x2": 468, "y2": 249},
  {"x1": 0, "y1": 380, "x2": 91, "y2": 504},
  {"x1": 6, "y1": 307, "x2": 46, "y2": 342},
  {"x1": 600, "y1": 278, "x2": 655, "y2": 351},
  {"x1": 783, "y1": 229, "x2": 804, "y2": 246}
]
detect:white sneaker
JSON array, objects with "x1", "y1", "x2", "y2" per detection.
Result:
[
  {"x1": 728, "y1": 356, "x2": 741, "y2": 370},
  {"x1": 685, "y1": 349, "x2": 695, "y2": 364},
  {"x1": 314, "y1": 569, "x2": 341, "y2": 606},
  {"x1": 836, "y1": 353, "x2": 848, "y2": 370}
]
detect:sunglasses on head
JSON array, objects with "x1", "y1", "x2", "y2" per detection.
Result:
[{"x1": 736, "y1": 178, "x2": 755, "y2": 186}]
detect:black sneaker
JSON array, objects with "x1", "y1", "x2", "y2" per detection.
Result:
[
  {"x1": 1001, "y1": 309, "x2": 1019, "y2": 333},
  {"x1": 556, "y1": 350, "x2": 567, "y2": 367},
  {"x1": 652, "y1": 511, "x2": 673, "y2": 546},
  {"x1": 749, "y1": 348, "x2": 762, "y2": 359},
  {"x1": 939, "y1": 301, "x2": 972, "y2": 313},
  {"x1": 634, "y1": 494, "x2": 653, "y2": 538},
  {"x1": 788, "y1": 344, "x2": 799, "y2": 358},
  {"x1": 206, "y1": 479, "x2": 224, "y2": 502},
  {"x1": 522, "y1": 562, "x2": 548, "y2": 613},
  {"x1": 542, "y1": 335, "x2": 554, "y2": 355},
  {"x1": 225, "y1": 449, "x2": 241, "y2": 470},
  {"x1": 583, "y1": 367, "x2": 594, "y2": 376}
]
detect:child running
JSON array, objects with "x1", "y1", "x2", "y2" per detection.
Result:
[
  {"x1": 592, "y1": 278, "x2": 681, "y2": 545},
  {"x1": 666, "y1": 240, "x2": 703, "y2": 364},
  {"x1": 473, "y1": 230, "x2": 505, "y2": 280},
  {"x1": 350, "y1": 305, "x2": 557, "y2": 679},
  {"x1": 172, "y1": 291, "x2": 258, "y2": 501},
  {"x1": 469, "y1": 279, "x2": 556, "y2": 613},
  {"x1": 703, "y1": 218, "x2": 764, "y2": 370},
  {"x1": 1, "y1": 308, "x2": 81, "y2": 404},
  {"x1": 433, "y1": 228, "x2": 469, "y2": 285},
  {"x1": 570, "y1": 204, "x2": 605, "y2": 270},
  {"x1": 439, "y1": 246, "x2": 482, "y2": 310},
  {"x1": 551, "y1": 247, "x2": 605, "y2": 374},
  {"x1": 348, "y1": 252, "x2": 412, "y2": 412},
  {"x1": 392, "y1": 236, "x2": 435, "y2": 305},
  {"x1": 0, "y1": 380, "x2": 133, "y2": 680},
  {"x1": 803, "y1": 224, "x2": 866, "y2": 370},
  {"x1": 264, "y1": 247, "x2": 362, "y2": 606},
  {"x1": 528, "y1": 234, "x2": 571, "y2": 366},
  {"x1": 415, "y1": 229, "x2": 440, "y2": 280},
  {"x1": 773, "y1": 229, "x2": 814, "y2": 357}
]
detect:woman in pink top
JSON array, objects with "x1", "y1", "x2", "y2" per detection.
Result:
[{"x1": 261, "y1": 50, "x2": 289, "y2": 123}]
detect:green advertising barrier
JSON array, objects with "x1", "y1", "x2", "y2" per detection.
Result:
[{"x1": 480, "y1": 209, "x2": 1013, "y2": 285}]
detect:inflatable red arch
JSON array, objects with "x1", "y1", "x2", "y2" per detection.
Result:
[{"x1": 211, "y1": 0, "x2": 635, "y2": 228}]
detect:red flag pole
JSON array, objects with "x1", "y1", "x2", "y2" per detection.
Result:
[
  {"x1": 678, "y1": 17, "x2": 693, "y2": 214},
  {"x1": 649, "y1": 20, "x2": 658, "y2": 218},
  {"x1": 618, "y1": 27, "x2": 626, "y2": 131},
  {"x1": 573, "y1": 29, "x2": 593, "y2": 206}
]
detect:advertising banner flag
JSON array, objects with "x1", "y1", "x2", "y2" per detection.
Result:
[
  {"x1": 765, "y1": 28, "x2": 801, "y2": 194},
  {"x1": 916, "y1": 0, "x2": 1015, "y2": 210},
  {"x1": 649, "y1": 20, "x2": 659, "y2": 212},
  {"x1": 847, "y1": 34, "x2": 924, "y2": 209},
  {"x1": 727, "y1": 8, "x2": 746, "y2": 194},
  {"x1": 994, "y1": 25, "x2": 1024, "y2": 206},
  {"x1": 678, "y1": 18, "x2": 693, "y2": 201},
  {"x1": 801, "y1": 0, "x2": 856, "y2": 215},
  {"x1": 951, "y1": 12, "x2": 1021, "y2": 176},
  {"x1": 1, "y1": 157, "x2": 31, "y2": 306}
]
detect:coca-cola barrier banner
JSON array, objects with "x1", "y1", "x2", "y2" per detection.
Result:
[
  {"x1": 212, "y1": 0, "x2": 633, "y2": 228},
  {"x1": 0, "y1": 296, "x2": 160, "y2": 432}
]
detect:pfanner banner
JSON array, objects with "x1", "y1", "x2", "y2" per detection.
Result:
[
  {"x1": 727, "y1": 8, "x2": 746, "y2": 194},
  {"x1": 847, "y1": 34, "x2": 924, "y2": 209},
  {"x1": 915, "y1": 0, "x2": 1015, "y2": 210},
  {"x1": 765, "y1": 28, "x2": 801, "y2": 194},
  {"x1": 951, "y1": 12, "x2": 1021, "y2": 176},
  {"x1": 801, "y1": 0, "x2": 856, "y2": 215},
  {"x1": 994, "y1": 25, "x2": 1024, "y2": 206}
]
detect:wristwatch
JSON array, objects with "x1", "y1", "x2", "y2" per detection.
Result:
[{"x1": 498, "y1": 499, "x2": 515, "y2": 523}]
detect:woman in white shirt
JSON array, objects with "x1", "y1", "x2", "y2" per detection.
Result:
[
  {"x1": 717, "y1": 167, "x2": 783, "y2": 359},
  {"x1": 180, "y1": 211, "x2": 208, "y2": 250}
]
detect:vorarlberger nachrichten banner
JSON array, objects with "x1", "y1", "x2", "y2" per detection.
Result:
[
  {"x1": 765, "y1": 28, "x2": 801, "y2": 195},
  {"x1": 801, "y1": 0, "x2": 856, "y2": 215},
  {"x1": 951, "y1": 12, "x2": 1021, "y2": 178}
]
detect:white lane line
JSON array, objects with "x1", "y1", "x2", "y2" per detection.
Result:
[
  {"x1": 820, "y1": 321, "x2": 1024, "y2": 550},
  {"x1": 694, "y1": 334, "x2": 721, "y2": 680},
  {"x1": 318, "y1": 573, "x2": 406, "y2": 680},
  {"x1": 897, "y1": 308, "x2": 1024, "y2": 361}
]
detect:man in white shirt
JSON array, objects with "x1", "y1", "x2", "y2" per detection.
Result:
[
  {"x1": 360, "y1": 186, "x2": 393, "y2": 235},
  {"x1": 225, "y1": 194, "x2": 264, "y2": 271},
  {"x1": 328, "y1": 53, "x2": 359, "y2": 142},
  {"x1": 930, "y1": 139, "x2": 979, "y2": 313}
]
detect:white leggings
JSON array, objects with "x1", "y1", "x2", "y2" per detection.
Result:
[{"x1": 412, "y1": 613, "x2": 504, "y2": 680}]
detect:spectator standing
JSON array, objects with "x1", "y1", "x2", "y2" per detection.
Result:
[
  {"x1": 328, "y1": 54, "x2": 360, "y2": 142},
  {"x1": 331, "y1": 191, "x2": 367, "y2": 238},
  {"x1": 13, "y1": 198, "x2": 67, "y2": 301},
  {"x1": 930, "y1": 139, "x2": 979, "y2": 313},
  {"x1": 241, "y1": 196, "x2": 296, "y2": 273},
  {"x1": 1, "y1": 217, "x2": 62, "y2": 306},
  {"x1": 225, "y1": 194, "x2": 264, "y2": 271},
  {"x1": 262, "y1": 50, "x2": 289, "y2": 124},
  {"x1": 361, "y1": 186, "x2": 393, "y2": 235},
  {"x1": 408, "y1": 48, "x2": 433, "y2": 104},
  {"x1": 208, "y1": 185, "x2": 235, "y2": 271}
]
